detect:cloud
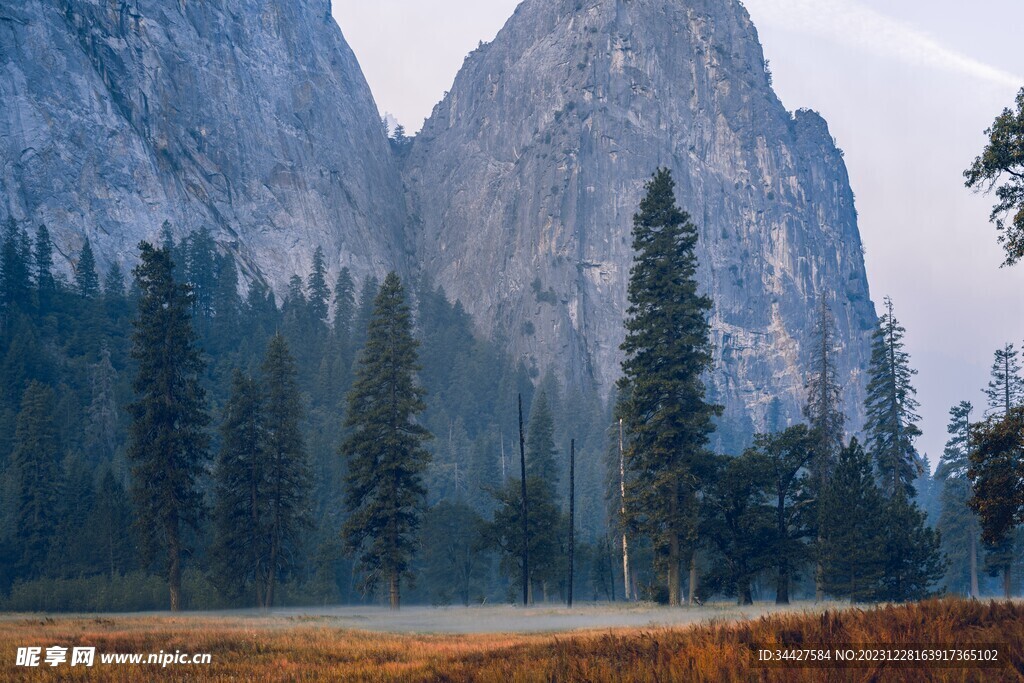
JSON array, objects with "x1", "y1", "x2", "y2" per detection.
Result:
[{"x1": 742, "y1": 0, "x2": 1023, "y2": 90}]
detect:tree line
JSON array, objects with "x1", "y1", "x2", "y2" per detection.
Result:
[{"x1": 6, "y1": 104, "x2": 1024, "y2": 608}]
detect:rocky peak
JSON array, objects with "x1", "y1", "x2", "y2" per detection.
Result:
[{"x1": 405, "y1": 0, "x2": 876, "y2": 449}]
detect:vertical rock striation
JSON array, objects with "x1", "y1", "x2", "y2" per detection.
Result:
[
  {"x1": 0, "y1": 0, "x2": 406, "y2": 286},
  {"x1": 404, "y1": 0, "x2": 876, "y2": 448}
]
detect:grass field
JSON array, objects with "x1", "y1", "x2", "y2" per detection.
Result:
[{"x1": 1, "y1": 599, "x2": 1022, "y2": 681}]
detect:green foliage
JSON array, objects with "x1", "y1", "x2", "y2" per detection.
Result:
[
  {"x1": 75, "y1": 239, "x2": 100, "y2": 299},
  {"x1": 341, "y1": 273, "x2": 432, "y2": 607},
  {"x1": 965, "y1": 88, "x2": 1024, "y2": 266},
  {"x1": 968, "y1": 407, "x2": 1024, "y2": 549},
  {"x1": 11, "y1": 382, "x2": 62, "y2": 578},
  {"x1": 755, "y1": 425, "x2": 816, "y2": 603},
  {"x1": 804, "y1": 299, "x2": 845, "y2": 493},
  {"x1": 865, "y1": 296, "x2": 922, "y2": 498},
  {"x1": 877, "y1": 491, "x2": 945, "y2": 602},
  {"x1": 616, "y1": 168, "x2": 720, "y2": 605},
  {"x1": 701, "y1": 451, "x2": 774, "y2": 605},
  {"x1": 416, "y1": 501, "x2": 489, "y2": 606},
  {"x1": 126, "y1": 242, "x2": 211, "y2": 610},
  {"x1": 936, "y1": 401, "x2": 981, "y2": 595},
  {"x1": 819, "y1": 439, "x2": 886, "y2": 601},
  {"x1": 985, "y1": 343, "x2": 1024, "y2": 416},
  {"x1": 484, "y1": 476, "x2": 566, "y2": 603}
]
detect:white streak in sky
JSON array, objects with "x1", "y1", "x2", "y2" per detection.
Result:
[{"x1": 742, "y1": 0, "x2": 1023, "y2": 90}]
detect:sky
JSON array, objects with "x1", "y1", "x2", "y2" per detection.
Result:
[{"x1": 332, "y1": 0, "x2": 1024, "y2": 466}]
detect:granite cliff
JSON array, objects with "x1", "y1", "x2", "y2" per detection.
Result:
[
  {"x1": 0, "y1": 0, "x2": 406, "y2": 287},
  {"x1": 404, "y1": 0, "x2": 876, "y2": 447},
  {"x1": 0, "y1": 0, "x2": 876, "y2": 447}
]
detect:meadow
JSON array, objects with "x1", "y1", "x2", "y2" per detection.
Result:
[{"x1": 1, "y1": 599, "x2": 1021, "y2": 681}]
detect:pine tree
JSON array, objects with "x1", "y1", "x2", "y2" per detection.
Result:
[
  {"x1": 33, "y1": 224, "x2": 55, "y2": 308},
  {"x1": 936, "y1": 401, "x2": 981, "y2": 596},
  {"x1": 75, "y1": 239, "x2": 100, "y2": 299},
  {"x1": 184, "y1": 227, "x2": 217, "y2": 323},
  {"x1": 341, "y1": 273, "x2": 432, "y2": 609},
  {"x1": 212, "y1": 371, "x2": 268, "y2": 605},
  {"x1": 334, "y1": 268, "x2": 356, "y2": 340},
  {"x1": 260, "y1": 334, "x2": 311, "y2": 606},
  {"x1": 307, "y1": 247, "x2": 330, "y2": 325},
  {"x1": 525, "y1": 391, "x2": 559, "y2": 489},
  {"x1": 616, "y1": 169, "x2": 721, "y2": 606},
  {"x1": 864, "y1": 296, "x2": 922, "y2": 498},
  {"x1": 87, "y1": 468, "x2": 135, "y2": 579},
  {"x1": 804, "y1": 298, "x2": 845, "y2": 492},
  {"x1": 984, "y1": 343, "x2": 1024, "y2": 417},
  {"x1": 964, "y1": 87, "x2": 1024, "y2": 265},
  {"x1": 1, "y1": 218, "x2": 32, "y2": 311},
  {"x1": 126, "y1": 242, "x2": 210, "y2": 611},
  {"x1": 103, "y1": 262, "x2": 125, "y2": 299},
  {"x1": 877, "y1": 490, "x2": 945, "y2": 602},
  {"x1": 84, "y1": 347, "x2": 119, "y2": 464},
  {"x1": 11, "y1": 382, "x2": 62, "y2": 578},
  {"x1": 819, "y1": 439, "x2": 886, "y2": 601},
  {"x1": 353, "y1": 275, "x2": 379, "y2": 352}
]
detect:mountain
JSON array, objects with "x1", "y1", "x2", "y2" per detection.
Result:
[
  {"x1": 1, "y1": 0, "x2": 876, "y2": 448},
  {"x1": 403, "y1": 0, "x2": 876, "y2": 448},
  {"x1": 0, "y1": 0, "x2": 406, "y2": 286}
]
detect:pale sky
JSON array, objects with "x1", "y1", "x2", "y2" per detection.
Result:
[{"x1": 332, "y1": 0, "x2": 1024, "y2": 466}]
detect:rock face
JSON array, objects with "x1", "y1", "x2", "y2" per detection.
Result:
[
  {"x1": 0, "y1": 0, "x2": 406, "y2": 286},
  {"x1": 404, "y1": 0, "x2": 876, "y2": 448},
  {"x1": 1, "y1": 0, "x2": 876, "y2": 448}
]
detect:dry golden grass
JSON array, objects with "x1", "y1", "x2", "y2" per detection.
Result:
[{"x1": 0, "y1": 599, "x2": 1022, "y2": 681}]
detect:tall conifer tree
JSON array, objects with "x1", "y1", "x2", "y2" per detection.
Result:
[
  {"x1": 126, "y1": 242, "x2": 210, "y2": 611},
  {"x1": 75, "y1": 239, "x2": 100, "y2": 299},
  {"x1": 864, "y1": 296, "x2": 922, "y2": 498},
  {"x1": 985, "y1": 343, "x2": 1024, "y2": 417},
  {"x1": 616, "y1": 169, "x2": 720, "y2": 606},
  {"x1": 260, "y1": 334, "x2": 311, "y2": 606},
  {"x1": 341, "y1": 273, "x2": 431, "y2": 609},
  {"x1": 11, "y1": 382, "x2": 62, "y2": 578},
  {"x1": 936, "y1": 401, "x2": 981, "y2": 596}
]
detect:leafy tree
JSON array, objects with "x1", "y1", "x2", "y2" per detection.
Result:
[
  {"x1": 985, "y1": 343, "x2": 1024, "y2": 417},
  {"x1": 754, "y1": 425, "x2": 816, "y2": 604},
  {"x1": 75, "y1": 239, "x2": 101, "y2": 299},
  {"x1": 702, "y1": 451, "x2": 774, "y2": 605},
  {"x1": 418, "y1": 501, "x2": 488, "y2": 606},
  {"x1": 864, "y1": 296, "x2": 922, "y2": 498},
  {"x1": 485, "y1": 476, "x2": 565, "y2": 603},
  {"x1": 126, "y1": 242, "x2": 210, "y2": 611},
  {"x1": 819, "y1": 439, "x2": 885, "y2": 602},
  {"x1": 968, "y1": 406, "x2": 1024, "y2": 598},
  {"x1": 11, "y1": 382, "x2": 62, "y2": 578},
  {"x1": 341, "y1": 273, "x2": 432, "y2": 609},
  {"x1": 964, "y1": 88, "x2": 1024, "y2": 265},
  {"x1": 616, "y1": 169, "x2": 720, "y2": 606},
  {"x1": 936, "y1": 401, "x2": 981, "y2": 596}
]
